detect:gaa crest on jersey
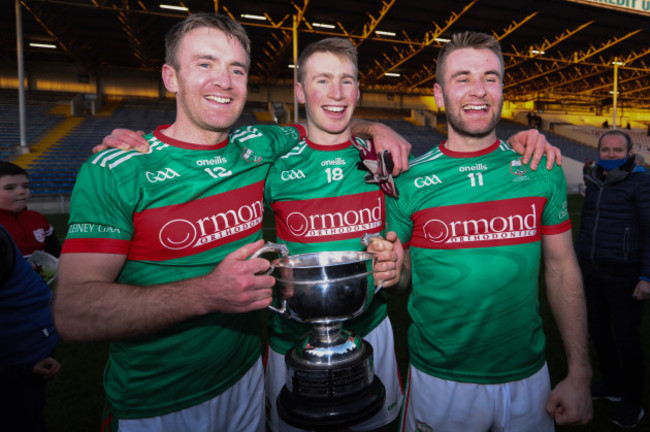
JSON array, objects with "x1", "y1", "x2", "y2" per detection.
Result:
[
  {"x1": 145, "y1": 168, "x2": 180, "y2": 183},
  {"x1": 241, "y1": 147, "x2": 262, "y2": 164},
  {"x1": 281, "y1": 169, "x2": 306, "y2": 181},
  {"x1": 414, "y1": 175, "x2": 442, "y2": 188},
  {"x1": 509, "y1": 158, "x2": 526, "y2": 176}
]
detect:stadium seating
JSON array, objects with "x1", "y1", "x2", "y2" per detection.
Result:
[
  {"x1": 366, "y1": 118, "x2": 446, "y2": 157},
  {"x1": 23, "y1": 99, "x2": 267, "y2": 195},
  {"x1": 4, "y1": 94, "x2": 602, "y2": 196},
  {"x1": 496, "y1": 120, "x2": 599, "y2": 163},
  {"x1": 0, "y1": 90, "x2": 67, "y2": 160}
]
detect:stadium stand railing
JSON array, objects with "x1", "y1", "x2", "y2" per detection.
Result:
[{"x1": 0, "y1": 90, "x2": 69, "y2": 160}]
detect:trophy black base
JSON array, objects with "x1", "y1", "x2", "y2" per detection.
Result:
[{"x1": 277, "y1": 376, "x2": 385, "y2": 430}]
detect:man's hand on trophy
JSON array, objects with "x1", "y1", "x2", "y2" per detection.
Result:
[{"x1": 366, "y1": 231, "x2": 403, "y2": 290}]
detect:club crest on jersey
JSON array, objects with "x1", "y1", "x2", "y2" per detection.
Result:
[
  {"x1": 33, "y1": 228, "x2": 46, "y2": 243},
  {"x1": 415, "y1": 421, "x2": 433, "y2": 432},
  {"x1": 509, "y1": 158, "x2": 526, "y2": 176},
  {"x1": 242, "y1": 147, "x2": 262, "y2": 163}
]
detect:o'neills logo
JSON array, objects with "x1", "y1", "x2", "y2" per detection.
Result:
[
  {"x1": 128, "y1": 182, "x2": 265, "y2": 261},
  {"x1": 196, "y1": 155, "x2": 227, "y2": 166},
  {"x1": 411, "y1": 197, "x2": 546, "y2": 250},
  {"x1": 320, "y1": 157, "x2": 347, "y2": 167},
  {"x1": 272, "y1": 192, "x2": 384, "y2": 243}
]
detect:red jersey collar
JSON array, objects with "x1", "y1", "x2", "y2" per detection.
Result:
[
  {"x1": 153, "y1": 125, "x2": 229, "y2": 151},
  {"x1": 439, "y1": 139, "x2": 501, "y2": 158},
  {"x1": 305, "y1": 136, "x2": 355, "y2": 152}
]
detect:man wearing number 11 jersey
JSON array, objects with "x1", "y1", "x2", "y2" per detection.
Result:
[{"x1": 386, "y1": 31, "x2": 592, "y2": 432}]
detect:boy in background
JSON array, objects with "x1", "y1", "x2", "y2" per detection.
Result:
[{"x1": 0, "y1": 161, "x2": 60, "y2": 258}]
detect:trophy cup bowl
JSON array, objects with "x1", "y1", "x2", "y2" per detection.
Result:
[
  {"x1": 272, "y1": 250, "x2": 377, "y2": 323},
  {"x1": 252, "y1": 242, "x2": 386, "y2": 429}
]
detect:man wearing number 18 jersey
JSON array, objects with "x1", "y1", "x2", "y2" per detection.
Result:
[
  {"x1": 263, "y1": 38, "x2": 404, "y2": 432},
  {"x1": 386, "y1": 32, "x2": 592, "y2": 432}
]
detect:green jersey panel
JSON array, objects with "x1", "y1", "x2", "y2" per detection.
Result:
[
  {"x1": 264, "y1": 137, "x2": 388, "y2": 355},
  {"x1": 63, "y1": 124, "x2": 303, "y2": 418},
  {"x1": 386, "y1": 140, "x2": 570, "y2": 384}
]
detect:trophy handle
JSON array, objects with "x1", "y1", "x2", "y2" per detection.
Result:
[
  {"x1": 360, "y1": 233, "x2": 382, "y2": 246},
  {"x1": 250, "y1": 242, "x2": 290, "y2": 316},
  {"x1": 361, "y1": 233, "x2": 388, "y2": 293}
]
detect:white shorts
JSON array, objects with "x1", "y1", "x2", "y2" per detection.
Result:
[
  {"x1": 116, "y1": 358, "x2": 265, "y2": 432},
  {"x1": 399, "y1": 363, "x2": 554, "y2": 432},
  {"x1": 265, "y1": 317, "x2": 403, "y2": 432}
]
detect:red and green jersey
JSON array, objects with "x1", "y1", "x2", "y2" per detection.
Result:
[
  {"x1": 264, "y1": 136, "x2": 388, "y2": 355},
  {"x1": 386, "y1": 140, "x2": 571, "y2": 384},
  {"x1": 62, "y1": 124, "x2": 304, "y2": 419}
]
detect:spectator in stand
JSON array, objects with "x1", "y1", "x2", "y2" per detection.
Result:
[
  {"x1": 0, "y1": 162, "x2": 60, "y2": 258},
  {"x1": 0, "y1": 224, "x2": 61, "y2": 432},
  {"x1": 576, "y1": 130, "x2": 650, "y2": 428}
]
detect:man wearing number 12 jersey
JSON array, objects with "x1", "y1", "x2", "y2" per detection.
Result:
[{"x1": 55, "y1": 14, "x2": 308, "y2": 432}]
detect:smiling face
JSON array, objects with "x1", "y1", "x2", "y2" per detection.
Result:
[
  {"x1": 295, "y1": 51, "x2": 360, "y2": 145},
  {"x1": 162, "y1": 26, "x2": 249, "y2": 144},
  {"x1": 0, "y1": 174, "x2": 30, "y2": 213},
  {"x1": 434, "y1": 47, "x2": 503, "y2": 149},
  {"x1": 599, "y1": 133, "x2": 630, "y2": 160}
]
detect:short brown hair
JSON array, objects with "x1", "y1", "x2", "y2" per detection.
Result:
[
  {"x1": 435, "y1": 31, "x2": 504, "y2": 87},
  {"x1": 165, "y1": 13, "x2": 251, "y2": 70},
  {"x1": 297, "y1": 38, "x2": 358, "y2": 84},
  {"x1": 598, "y1": 130, "x2": 633, "y2": 152}
]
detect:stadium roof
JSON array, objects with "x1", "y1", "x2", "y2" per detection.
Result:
[{"x1": 2, "y1": 0, "x2": 649, "y2": 108}]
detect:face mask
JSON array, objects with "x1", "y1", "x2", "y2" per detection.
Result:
[{"x1": 597, "y1": 158, "x2": 628, "y2": 171}]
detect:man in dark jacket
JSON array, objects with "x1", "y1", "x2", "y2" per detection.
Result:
[{"x1": 576, "y1": 130, "x2": 650, "y2": 428}]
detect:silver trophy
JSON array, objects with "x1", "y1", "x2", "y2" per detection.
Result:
[{"x1": 252, "y1": 238, "x2": 386, "y2": 429}]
